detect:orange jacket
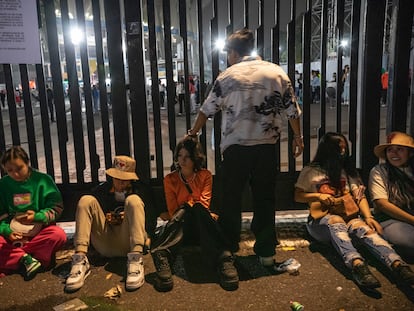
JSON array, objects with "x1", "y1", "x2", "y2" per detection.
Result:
[{"x1": 163, "y1": 169, "x2": 212, "y2": 216}]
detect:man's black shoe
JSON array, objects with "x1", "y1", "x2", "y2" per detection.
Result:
[
  {"x1": 152, "y1": 250, "x2": 173, "y2": 291},
  {"x1": 217, "y1": 251, "x2": 239, "y2": 291},
  {"x1": 352, "y1": 263, "x2": 381, "y2": 289},
  {"x1": 392, "y1": 264, "x2": 414, "y2": 285}
]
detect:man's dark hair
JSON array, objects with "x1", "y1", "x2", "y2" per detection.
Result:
[{"x1": 225, "y1": 28, "x2": 255, "y2": 56}]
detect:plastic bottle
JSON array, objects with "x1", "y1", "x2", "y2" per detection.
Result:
[
  {"x1": 290, "y1": 301, "x2": 304, "y2": 311},
  {"x1": 274, "y1": 258, "x2": 301, "y2": 274}
]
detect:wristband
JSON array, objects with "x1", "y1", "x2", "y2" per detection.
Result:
[{"x1": 187, "y1": 129, "x2": 199, "y2": 137}]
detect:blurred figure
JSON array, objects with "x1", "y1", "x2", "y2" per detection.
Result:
[
  {"x1": 0, "y1": 89, "x2": 6, "y2": 108},
  {"x1": 381, "y1": 68, "x2": 389, "y2": 107},
  {"x1": 46, "y1": 85, "x2": 55, "y2": 122}
]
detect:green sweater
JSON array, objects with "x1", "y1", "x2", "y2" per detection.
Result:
[{"x1": 0, "y1": 170, "x2": 63, "y2": 238}]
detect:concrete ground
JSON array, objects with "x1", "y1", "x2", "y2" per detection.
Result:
[{"x1": 1, "y1": 214, "x2": 413, "y2": 311}]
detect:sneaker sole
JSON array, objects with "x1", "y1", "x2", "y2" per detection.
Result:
[
  {"x1": 126, "y1": 278, "x2": 145, "y2": 291},
  {"x1": 220, "y1": 279, "x2": 239, "y2": 291},
  {"x1": 155, "y1": 277, "x2": 174, "y2": 292},
  {"x1": 65, "y1": 270, "x2": 91, "y2": 292}
]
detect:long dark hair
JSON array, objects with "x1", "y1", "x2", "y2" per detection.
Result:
[
  {"x1": 174, "y1": 137, "x2": 206, "y2": 172},
  {"x1": 311, "y1": 132, "x2": 359, "y2": 190}
]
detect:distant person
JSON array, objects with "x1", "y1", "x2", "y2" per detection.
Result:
[
  {"x1": 369, "y1": 132, "x2": 414, "y2": 259},
  {"x1": 381, "y1": 69, "x2": 389, "y2": 107},
  {"x1": 295, "y1": 132, "x2": 414, "y2": 289},
  {"x1": 92, "y1": 84, "x2": 100, "y2": 113},
  {"x1": 46, "y1": 85, "x2": 55, "y2": 122},
  {"x1": 151, "y1": 137, "x2": 230, "y2": 291},
  {"x1": 65, "y1": 156, "x2": 157, "y2": 292},
  {"x1": 0, "y1": 89, "x2": 6, "y2": 108},
  {"x1": 188, "y1": 28, "x2": 304, "y2": 290},
  {"x1": 159, "y1": 79, "x2": 166, "y2": 109},
  {"x1": 15, "y1": 88, "x2": 22, "y2": 108},
  {"x1": 0, "y1": 146, "x2": 67, "y2": 280},
  {"x1": 311, "y1": 70, "x2": 320, "y2": 104},
  {"x1": 341, "y1": 65, "x2": 350, "y2": 106},
  {"x1": 176, "y1": 77, "x2": 185, "y2": 116}
]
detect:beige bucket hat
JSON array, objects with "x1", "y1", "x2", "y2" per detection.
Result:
[
  {"x1": 106, "y1": 155, "x2": 139, "y2": 180},
  {"x1": 374, "y1": 131, "x2": 414, "y2": 159}
]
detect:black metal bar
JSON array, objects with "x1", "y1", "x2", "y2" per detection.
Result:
[
  {"x1": 359, "y1": 0, "x2": 386, "y2": 182},
  {"x1": 287, "y1": 0, "x2": 296, "y2": 173},
  {"x1": 35, "y1": 63, "x2": 54, "y2": 175},
  {"x1": 212, "y1": 0, "x2": 221, "y2": 169},
  {"x1": 335, "y1": 0, "x2": 344, "y2": 133},
  {"x1": 197, "y1": 0, "x2": 207, "y2": 157},
  {"x1": 244, "y1": 0, "x2": 249, "y2": 28},
  {"x1": 162, "y1": 0, "x2": 177, "y2": 160},
  {"x1": 348, "y1": 0, "x2": 361, "y2": 162},
  {"x1": 104, "y1": 0, "x2": 130, "y2": 155},
  {"x1": 76, "y1": 0, "x2": 99, "y2": 184},
  {"x1": 4, "y1": 64, "x2": 20, "y2": 145},
  {"x1": 387, "y1": 0, "x2": 414, "y2": 132},
  {"x1": 272, "y1": 0, "x2": 281, "y2": 171},
  {"x1": 91, "y1": 0, "x2": 112, "y2": 171},
  {"x1": 319, "y1": 0, "x2": 328, "y2": 142},
  {"x1": 19, "y1": 65, "x2": 39, "y2": 169},
  {"x1": 256, "y1": 0, "x2": 264, "y2": 58},
  {"x1": 179, "y1": 0, "x2": 192, "y2": 132},
  {"x1": 272, "y1": 0, "x2": 280, "y2": 64},
  {"x1": 302, "y1": 0, "x2": 312, "y2": 165},
  {"x1": 44, "y1": 0, "x2": 69, "y2": 183},
  {"x1": 60, "y1": 0, "x2": 85, "y2": 183},
  {"x1": 147, "y1": 0, "x2": 164, "y2": 180},
  {"x1": 124, "y1": 0, "x2": 151, "y2": 183}
]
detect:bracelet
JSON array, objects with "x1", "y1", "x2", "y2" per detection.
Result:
[
  {"x1": 187, "y1": 129, "x2": 199, "y2": 137},
  {"x1": 294, "y1": 134, "x2": 303, "y2": 139}
]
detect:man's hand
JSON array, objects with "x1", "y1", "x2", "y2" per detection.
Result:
[{"x1": 292, "y1": 136, "x2": 304, "y2": 158}]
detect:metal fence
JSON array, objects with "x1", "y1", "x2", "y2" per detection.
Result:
[{"x1": 0, "y1": 0, "x2": 413, "y2": 219}]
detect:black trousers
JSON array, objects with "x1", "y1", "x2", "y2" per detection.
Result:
[
  {"x1": 151, "y1": 203, "x2": 227, "y2": 268},
  {"x1": 218, "y1": 144, "x2": 278, "y2": 257}
]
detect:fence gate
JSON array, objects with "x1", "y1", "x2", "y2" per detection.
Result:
[{"x1": 0, "y1": 0, "x2": 413, "y2": 220}]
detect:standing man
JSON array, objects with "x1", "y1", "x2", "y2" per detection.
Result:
[
  {"x1": 187, "y1": 28, "x2": 304, "y2": 289},
  {"x1": 46, "y1": 85, "x2": 55, "y2": 122}
]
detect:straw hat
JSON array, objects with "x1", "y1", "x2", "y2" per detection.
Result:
[
  {"x1": 374, "y1": 131, "x2": 414, "y2": 159},
  {"x1": 106, "y1": 155, "x2": 139, "y2": 180}
]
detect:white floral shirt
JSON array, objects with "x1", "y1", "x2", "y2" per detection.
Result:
[{"x1": 200, "y1": 56, "x2": 301, "y2": 153}]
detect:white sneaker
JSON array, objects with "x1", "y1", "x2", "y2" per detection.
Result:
[
  {"x1": 65, "y1": 253, "x2": 91, "y2": 292},
  {"x1": 259, "y1": 256, "x2": 275, "y2": 267},
  {"x1": 126, "y1": 252, "x2": 145, "y2": 291}
]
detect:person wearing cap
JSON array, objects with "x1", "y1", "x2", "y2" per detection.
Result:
[
  {"x1": 65, "y1": 155, "x2": 156, "y2": 292},
  {"x1": 295, "y1": 132, "x2": 414, "y2": 289},
  {"x1": 187, "y1": 28, "x2": 303, "y2": 289},
  {"x1": 369, "y1": 131, "x2": 414, "y2": 259}
]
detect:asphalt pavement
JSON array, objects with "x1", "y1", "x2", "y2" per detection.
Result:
[{"x1": 0, "y1": 227, "x2": 413, "y2": 311}]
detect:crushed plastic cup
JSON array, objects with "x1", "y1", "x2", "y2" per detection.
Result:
[{"x1": 274, "y1": 258, "x2": 301, "y2": 274}]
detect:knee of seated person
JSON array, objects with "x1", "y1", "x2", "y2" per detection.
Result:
[
  {"x1": 327, "y1": 215, "x2": 346, "y2": 224},
  {"x1": 125, "y1": 194, "x2": 144, "y2": 208},
  {"x1": 78, "y1": 195, "x2": 98, "y2": 209},
  {"x1": 349, "y1": 219, "x2": 374, "y2": 234}
]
